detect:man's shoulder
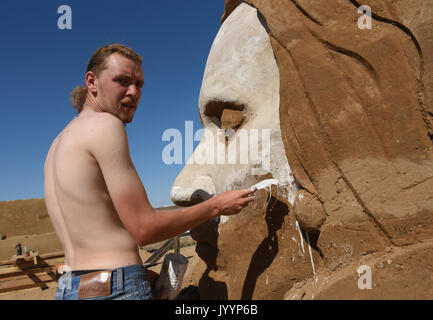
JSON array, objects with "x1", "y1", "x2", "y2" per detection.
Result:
[
  {"x1": 80, "y1": 113, "x2": 128, "y2": 152},
  {"x1": 78, "y1": 112, "x2": 126, "y2": 137},
  {"x1": 87, "y1": 112, "x2": 124, "y2": 127}
]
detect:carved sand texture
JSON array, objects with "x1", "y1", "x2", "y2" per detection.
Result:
[
  {"x1": 223, "y1": 0, "x2": 433, "y2": 236},
  {"x1": 185, "y1": 0, "x2": 433, "y2": 299}
]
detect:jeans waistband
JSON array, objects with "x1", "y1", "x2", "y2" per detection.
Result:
[
  {"x1": 61, "y1": 264, "x2": 146, "y2": 297},
  {"x1": 69, "y1": 264, "x2": 146, "y2": 276},
  {"x1": 70, "y1": 269, "x2": 105, "y2": 277}
]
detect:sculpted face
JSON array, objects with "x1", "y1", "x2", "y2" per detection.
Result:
[
  {"x1": 92, "y1": 53, "x2": 144, "y2": 124},
  {"x1": 171, "y1": 3, "x2": 298, "y2": 207},
  {"x1": 169, "y1": 0, "x2": 433, "y2": 299}
]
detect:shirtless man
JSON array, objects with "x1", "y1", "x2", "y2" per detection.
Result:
[{"x1": 44, "y1": 44, "x2": 256, "y2": 300}]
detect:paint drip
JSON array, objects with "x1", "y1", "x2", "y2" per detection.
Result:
[
  {"x1": 249, "y1": 179, "x2": 316, "y2": 275},
  {"x1": 295, "y1": 220, "x2": 316, "y2": 275},
  {"x1": 250, "y1": 178, "x2": 279, "y2": 207},
  {"x1": 295, "y1": 221, "x2": 305, "y2": 254},
  {"x1": 306, "y1": 231, "x2": 316, "y2": 275}
]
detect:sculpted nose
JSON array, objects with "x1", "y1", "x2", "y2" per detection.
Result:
[{"x1": 170, "y1": 175, "x2": 216, "y2": 207}]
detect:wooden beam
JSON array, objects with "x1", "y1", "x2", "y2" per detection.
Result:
[
  {"x1": 0, "y1": 266, "x2": 56, "y2": 277},
  {"x1": 39, "y1": 252, "x2": 64, "y2": 260},
  {"x1": 0, "y1": 251, "x2": 64, "y2": 266},
  {"x1": 0, "y1": 280, "x2": 55, "y2": 294},
  {"x1": 144, "y1": 237, "x2": 179, "y2": 267}
]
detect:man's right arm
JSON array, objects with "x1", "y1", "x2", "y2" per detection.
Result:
[{"x1": 88, "y1": 114, "x2": 256, "y2": 246}]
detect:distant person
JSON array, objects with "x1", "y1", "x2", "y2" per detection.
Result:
[
  {"x1": 15, "y1": 243, "x2": 22, "y2": 256},
  {"x1": 43, "y1": 43, "x2": 256, "y2": 300}
]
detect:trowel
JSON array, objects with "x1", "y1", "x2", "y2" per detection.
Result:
[{"x1": 249, "y1": 178, "x2": 279, "y2": 191}]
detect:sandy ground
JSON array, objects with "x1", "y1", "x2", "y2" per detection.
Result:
[{"x1": 0, "y1": 232, "x2": 200, "y2": 300}]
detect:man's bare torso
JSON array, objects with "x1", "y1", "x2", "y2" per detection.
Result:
[{"x1": 44, "y1": 111, "x2": 142, "y2": 270}]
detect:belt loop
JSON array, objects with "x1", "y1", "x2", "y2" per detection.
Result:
[
  {"x1": 117, "y1": 267, "x2": 124, "y2": 294},
  {"x1": 60, "y1": 276, "x2": 66, "y2": 299},
  {"x1": 59, "y1": 272, "x2": 70, "y2": 300}
]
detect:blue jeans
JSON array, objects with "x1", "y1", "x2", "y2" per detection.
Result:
[{"x1": 55, "y1": 264, "x2": 154, "y2": 300}]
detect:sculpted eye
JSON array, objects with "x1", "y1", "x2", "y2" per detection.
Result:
[
  {"x1": 204, "y1": 101, "x2": 245, "y2": 129},
  {"x1": 204, "y1": 101, "x2": 246, "y2": 142}
]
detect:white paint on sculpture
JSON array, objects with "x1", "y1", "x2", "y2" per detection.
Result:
[
  {"x1": 306, "y1": 231, "x2": 316, "y2": 275},
  {"x1": 169, "y1": 5, "x2": 303, "y2": 264},
  {"x1": 251, "y1": 178, "x2": 279, "y2": 190},
  {"x1": 295, "y1": 221, "x2": 305, "y2": 254}
]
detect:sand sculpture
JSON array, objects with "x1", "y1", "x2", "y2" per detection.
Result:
[{"x1": 171, "y1": 0, "x2": 433, "y2": 299}]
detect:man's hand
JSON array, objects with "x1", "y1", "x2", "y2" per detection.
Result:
[{"x1": 210, "y1": 188, "x2": 257, "y2": 216}]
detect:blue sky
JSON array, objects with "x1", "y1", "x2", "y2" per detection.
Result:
[{"x1": 0, "y1": 0, "x2": 225, "y2": 207}]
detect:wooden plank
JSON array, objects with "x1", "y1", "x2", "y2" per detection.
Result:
[
  {"x1": 0, "y1": 272, "x2": 55, "y2": 285},
  {"x1": 0, "y1": 251, "x2": 64, "y2": 266},
  {"x1": 0, "y1": 266, "x2": 57, "y2": 293},
  {"x1": 0, "y1": 273, "x2": 55, "y2": 285},
  {"x1": 0, "y1": 266, "x2": 56, "y2": 277},
  {"x1": 143, "y1": 237, "x2": 178, "y2": 267},
  {"x1": 173, "y1": 237, "x2": 180, "y2": 254},
  {"x1": 39, "y1": 252, "x2": 64, "y2": 260},
  {"x1": 0, "y1": 280, "x2": 55, "y2": 294}
]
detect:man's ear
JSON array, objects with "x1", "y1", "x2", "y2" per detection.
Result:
[{"x1": 85, "y1": 71, "x2": 98, "y2": 94}]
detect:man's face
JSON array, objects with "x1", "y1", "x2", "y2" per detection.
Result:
[{"x1": 94, "y1": 53, "x2": 144, "y2": 123}]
